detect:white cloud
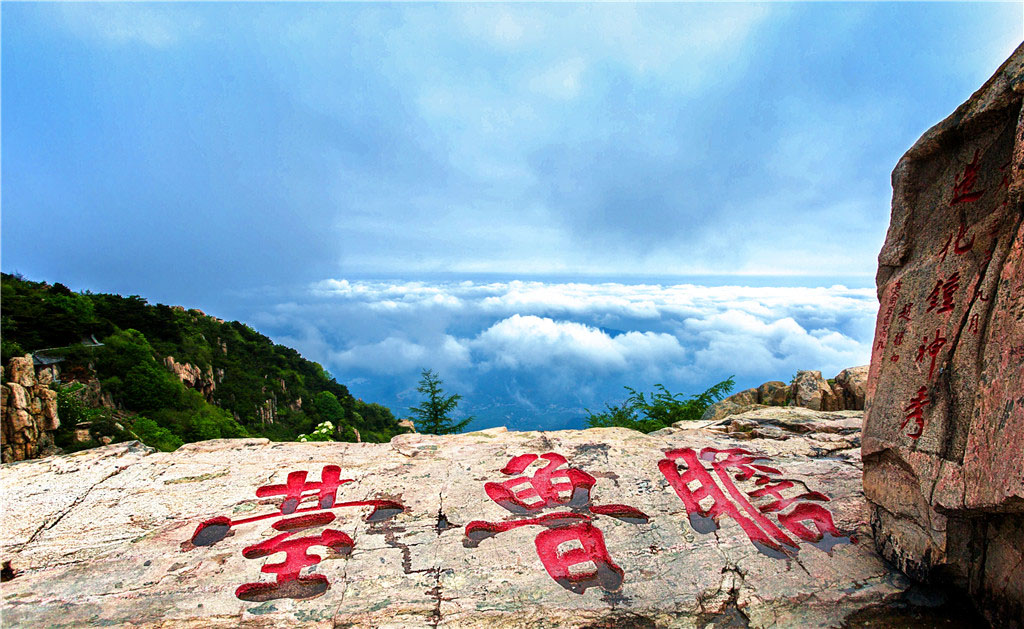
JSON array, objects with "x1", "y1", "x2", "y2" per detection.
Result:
[
  {"x1": 290, "y1": 279, "x2": 876, "y2": 387},
  {"x1": 470, "y1": 314, "x2": 686, "y2": 371}
]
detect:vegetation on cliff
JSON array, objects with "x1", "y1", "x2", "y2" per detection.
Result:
[
  {"x1": 585, "y1": 377, "x2": 735, "y2": 433},
  {"x1": 1, "y1": 273, "x2": 405, "y2": 449}
]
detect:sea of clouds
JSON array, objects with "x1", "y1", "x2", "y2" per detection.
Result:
[{"x1": 247, "y1": 278, "x2": 878, "y2": 431}]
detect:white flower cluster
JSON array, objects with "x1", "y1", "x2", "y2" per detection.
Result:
[{"x1": 297, "y1": 421, "x2": 336, "y2": 443}]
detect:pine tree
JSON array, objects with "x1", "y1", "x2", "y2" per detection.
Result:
[{"x1": 408, "y1": 369, "x2": 472, "y2": 435}]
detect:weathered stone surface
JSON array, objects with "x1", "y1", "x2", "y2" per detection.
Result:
[
  {"x1": 7, "y1": 382, "x2": 29, "y2": 410},
  {"x1": 834, "y1": 365, "x2": 869, "y2": 411},
  {"x1": 729, "y1": 387, "x2": 759, "y2": 407},
  {"x1": 7, "y1": 355, "x2": 36, "y2": 388},
  {"x1": 38, "y1": 388, "x2": 59, "y2": 431},
  {"x1": 699, "y1": 399, "x2": 768, "y2": 422},
  {"x1": 757, "y1": 380, "x2": 789, "y2": 406},
  {"x1": 792, "y1": 371, "x2": 839, "y2": 412},
  {"x1": 2, "y1": 357, "x2": 62, "y2": 463},
  {"x1": 863, "y1": 43, "x2": 1024, "y2": 627},
  {"x1": 1, "y1": 419, "x2": 921, "y2": 628}
]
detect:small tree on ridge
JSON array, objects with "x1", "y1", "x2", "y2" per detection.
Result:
[{"x1": 408, "y1": 369, "x2": 472, "y2": 435}]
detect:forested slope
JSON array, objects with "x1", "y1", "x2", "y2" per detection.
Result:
[{"x1": 1, "y1": 273, "x2": 404, "y2": 449}]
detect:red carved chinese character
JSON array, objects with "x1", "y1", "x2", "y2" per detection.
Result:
[
  {"x1": 893, "y1": 331, "x2": 905, "y2": 347},
  {"x1": 902, "y1": 386, "x2": 930, "y2": 439},
  {"x1": 658, "y1": 448, "x2": 850, "y2": 558},
  {"x1": 969, "y1": 313, "x2": 980, "y2": 335},
  {"x1": 926, "y1": 272, "x2": 959, "y2": 314},
  {"x1": 951, "y1": 149, "x2": 984, "y2": 205},
  {"x1": 890, "y1": 354, "x2": 900, "y2": 363},
  {"x1": 187, "y1": 465, "x2": 404, "y2": 601},
  {"x1": 915, "y1": 328, "x2": 947, "y2": 381},
  {"x1": 999, "y1": 160, "x2": 1011, "y2": 190},
  {"x1": 464, "y1": 453, "x2": 648, "y2": 594},
  {"x1": 236, "y1": 514, "x2": 354, "y2": 601},
  {"x1": 897, "y1": 303, "x2": 913, "y2": 322},
  {"x1": 939, "y1": 221, "x2": 975, "y2": 261}
]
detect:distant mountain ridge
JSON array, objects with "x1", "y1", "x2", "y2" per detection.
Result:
[{"x1": 1, "y1": 273, "x2": 405, "y2": 449}]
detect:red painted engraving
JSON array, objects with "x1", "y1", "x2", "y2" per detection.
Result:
[
  {"x1": 999, "y1": 160, "x2": 1011, "y2": 190},
  {"x1": 939, "y1": 221, "x2": 975, "y2": 261},
  {"x1": 950, "y1": 149, "x2": 984, "y2": 205},
  {"x1": 890, "y1": 354, "x2": 900, "y2": 363},
  {"x1": 897, "y1": 303, "x2": 913, "y2": 323},
  {"x1": 902, "y1": 386, "x2": 930, "y2": 439},
  {"x1": 464, "y1": 453, "x2": 648, "y2": 594},
  {"x1": 658, "y1": 447, "x2": 851, "y2": 559},
  {"x1": 915, "y1": 328, "x2": 947, "y2": 381},
  {"x1": 893, "y1": 331, "x2": 905, "y2": 347},
  {"x1": 187, "y1": 465, "x2": 404, "y2": 602},
  {"x1": 969, "y1": 313, "x2": 980, "y2": 335},
  {"x1": 876, "y1": 281, "x2": 903, "y2": 353},
  {"x1": 926, "y1": 272, "x2": 959, "y2": 314}
]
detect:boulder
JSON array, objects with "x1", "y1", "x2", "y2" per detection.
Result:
[
  {"x1": 726, "y1": 387, "x2": 759, "y2": 406},
  {"x1": 699, "y1": 399, "x2": 767, "y2": 422},
  {"x1": 6, "y1": 382, "x2": 29, "y2": 410},
  {"x1": 757, "y1": 380, "x2": 789, "y2": 406},
  {"x1": 791, "y1": 371, "x2": 840, "y2": 411},
  {"x1": 0, "y1": 423, "x2": 946, "y2": 628},
  {"x1": 862, "y1": 43, "x2": 1024, "y2": 627},
  {"x1": 834, "y1": 365, "x2": 869, "y2": 410},
  {"x1": 38, "y1": 388, "x2": 59, "y2": 431},
  {"x1": 7, "y1": 355, "x2": 35, "y2": 388}
]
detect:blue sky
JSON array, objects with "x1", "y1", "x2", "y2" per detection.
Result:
[{"x1": 3, "y1": 3, "x2": 1022, "y2": 429}]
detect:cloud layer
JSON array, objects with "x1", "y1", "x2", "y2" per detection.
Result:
[{"x1": 253, "y1": 278, "x2": 877, "y2": 430}]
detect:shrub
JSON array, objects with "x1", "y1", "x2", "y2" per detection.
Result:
[{"x1": 585, "y1": 377, "x2": 735, "y2": 434}]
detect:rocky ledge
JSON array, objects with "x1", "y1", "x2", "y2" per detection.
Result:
[{"x1": 1, "y1": 409, "x2": 969, "y2": 628}]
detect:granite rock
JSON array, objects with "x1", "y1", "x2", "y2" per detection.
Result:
[
  {"x1": 1, "y1": 418, "x2": 918, "y2": 628},
  {"x1": 863, "y1": 43, "x2": 1024, "y2": 627}
]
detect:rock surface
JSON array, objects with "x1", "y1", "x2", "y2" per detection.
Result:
[
  {"x1": 700, "y1": 366, "x2": 868, "y2": 422},
  {"x1": 1, "y1": 355, "x2": 62, "y2": 463},
  {"x1": 863, "y1": 43, "x2": 1024, "y2": 627},
  {"x1": 2, "y1": 414, "x2": 922, "y2": 628}
]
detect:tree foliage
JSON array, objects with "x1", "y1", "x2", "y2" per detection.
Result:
[
  {"x1": 585, "y1": 377, "x2": 735, "y2": 434},
  {"x1": 407, "y1": 369, "x2": 472, "y2": 435}
]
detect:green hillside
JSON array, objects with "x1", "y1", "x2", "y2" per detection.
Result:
[{"x1": 1, "y1": 273, "x2": 405, "y2": 450}]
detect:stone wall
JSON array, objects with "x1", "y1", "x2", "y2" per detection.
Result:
[
  {"x1": 862, "y1": 43, "x2": 1024, "y2": 627},
  {"x1": 0, "y1": 355, "x2": 60, "y2": 463}
]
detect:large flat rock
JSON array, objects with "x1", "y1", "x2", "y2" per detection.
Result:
[{"x1": 1, "y1": 416, "x2": 915, "y2": 628}]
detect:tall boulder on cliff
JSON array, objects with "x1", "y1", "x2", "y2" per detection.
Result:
[{"x1": 862, "y1": 43, "x2": 1024, "y2": 627}]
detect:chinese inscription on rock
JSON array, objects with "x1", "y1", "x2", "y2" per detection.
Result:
[
  {"x1": 659, "y1": 447, "x2": 852, "y2": 558},
  {"x1": 463, "y1": 452, "x2": 649, "y2": 594},
  {"x1": 189, "y1": 465, "x2": 403, "y2": 601}
]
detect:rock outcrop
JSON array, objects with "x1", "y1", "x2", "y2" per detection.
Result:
[
  {"x1": 863, "y1": 43, "x2": 1024, "y2": 627},
  {"x1": 163, "y1": 356, "x2": 216, "y2": 400},
  {"x1": 1, "y1": 412, "x2": 968, "y2": 628},
  {"x1": 701, "y1": 366, "x2": 869, "y2": 422},
  {"x1": 1, "y1": 355, "x2": 60, "y2": 463}
]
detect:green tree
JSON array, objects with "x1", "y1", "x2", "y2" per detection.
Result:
[
  {"x1": 585, "y1": 377, "x2": 735, "y2": 434},
  {"x1": 407, "y1": 369, "x2": 472, "y2": 435}
]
